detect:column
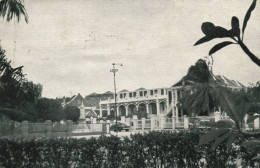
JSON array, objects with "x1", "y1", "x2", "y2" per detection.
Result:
[
  {"x1": 133, "y1": 115, "x2": 138, "y2": 130},
  {"x1": 184, "y1": 115, "x2": 189, "y2": 130},
  {"x1": 171, "y1": 90, "x2": 174, "y2": 104},
  {"x1": 151, "y1": 116, "x2": 155, "y2": 130},
  {"x1": 172, "y1": 116, "x2": 175, "y2": 130},
  {"x1": 107, "y1": 104, "x2": 110, "y2": 115},
  {"x1": 117, "y1": 105, "x2": 120, "y2": 117},
  {"x1": 146, "y1": 104, "x2": 149, "y2": 115},
  {"x1": 99, "y1": 103, "x2": 102, "y2": 118},
  {"x1": 126, "y1": 117, "x2": 130, "y2": 126},
  {"x1": 254, "y1": 113, "x2": 259, "y2": 129},
  {"x1": 214, "y1": 111, "x2": 221, "y2": 122},
  {"x1": 121, "y1": 116, "x2": 126, "y2": 123},
  {"x1": 175, "y1": 90, "x2": 179, "y2": 122},
  {"x1": 142, "y1": 117, "x2": 146, "y2": 131},
  {"x1": 126, "y1": 105, "x2": 129, "y2": 117},
  {"x1": 160, "y1": 115, "x2": 165, "y2": 130},
  {"x1": 156, "y1": 99, "x2": 160, "y2": 116}
]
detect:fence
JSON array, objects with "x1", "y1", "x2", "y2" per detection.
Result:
[{"x1": 0, "y1": 120, "x2": 110, "y2": 138}]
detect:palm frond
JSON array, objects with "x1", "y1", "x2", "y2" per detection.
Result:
[{"x1": 0, "y1": 0, "x2": 28, "y2": 23}]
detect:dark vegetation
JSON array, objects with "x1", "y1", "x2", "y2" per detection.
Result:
[
  {"x1": 195, "y1": 0, "x2": 260, "y2": 67},
  {"x1": 64, "y1": 106, "x2": 80, "y2": 123},
  {"x1": 0, "y1": 131, "x2": 259, "y2": 168}
]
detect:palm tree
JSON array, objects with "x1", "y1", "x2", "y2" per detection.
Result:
[{"x1": 0, "y1": 0, "x2": 28, "y2": 23}]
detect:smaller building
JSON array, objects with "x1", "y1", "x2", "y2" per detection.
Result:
[{"x1": 63, "y1": 93, "x2": 97, "y2": 118}]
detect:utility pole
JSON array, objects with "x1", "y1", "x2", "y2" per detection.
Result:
[{"x1": 110, "y1": 63, "x2": 123, "y2": 130}]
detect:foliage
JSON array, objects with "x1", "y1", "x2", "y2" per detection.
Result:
[
  {"x1": 195, "y1": 0, "x2": 260, "y2": 67},
  {"x1": 64, "y1": 106, "x2": 80, "y2": 122},
  {"x1": 36, "y1": 98, "x2": 65, "y2": 122},
  {"x1": 0, "y1": 131, "x2": 243, "y2": 168},
  {"x1": 0, "y1": 48, "x2": 43, "y2": 121},
  {"x1": 0, "y1": 0, "x2": 28, "y2": 23},
  {"x1": 178, "y1": 59, "x2": 219, "y2": 116}
]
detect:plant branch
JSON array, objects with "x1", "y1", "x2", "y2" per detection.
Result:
[{"x1": 238, "y1": 41, "x2": 260, "y2": 67}]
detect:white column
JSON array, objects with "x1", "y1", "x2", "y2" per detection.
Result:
[
  {"x1": 160, "y1": 115, "x2": 165, "y2": 130},
  {"x1": 126, "y1": 117, "x2": 130, "y2": 126},
  {"x1": 142, "y1": 117, "x2": 145, "y2": 131},
  {"x1": 156, "y1": 99, "x2": 160, "y2": 116},
  {"x1": 133, "y1": 115, "x2": 138, "y2": 130},
  {"x1": 151, "y1": 116, "x2": 155, "y2": 130},
  {"x1": 254, "y1": 113, "x2": 259, "y2": 129},
  {"x1": 107, "y1": 104, "x2": 110, "y2": 115},
  {"x1": 126, "y1": 105, "x2": 129, "y2": 117},
  {"x1": 214, "y1": 111, "x2": 221, "y2": 122},
  {"x1": 184, "y1": 115, "x2": 189, "y2": 130},
  {"x1": 172, "y1": 116, "x2": 175, "y2": 130},
  {"x1": 99, "y1": 103, "x2": 102, "y2": 118},
  {"x1": 121, "y1": 116, "x2": 126, "y2": 123},
  {"x1": 175, "y1": 90, "x2": 179, "y2": 122},
  {"x1": 171, "y1": 90, "x2": 174, "y2": 104},
  {"x1": 117, "y1": 106, "x2": 120, "y2": 117},
  {"x1": 146, "y1": 104, "x2": 149, "y2": 115}
]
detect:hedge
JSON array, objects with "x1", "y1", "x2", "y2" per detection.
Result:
[{"x1": 0, "y1": 131, "x2": 240, "y2": 168}]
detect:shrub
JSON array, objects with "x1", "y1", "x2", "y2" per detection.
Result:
[{"x1": 0, "y1": 131, "x2": 244, "y2": 168}]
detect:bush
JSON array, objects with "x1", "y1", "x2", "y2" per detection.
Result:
[{"x1": 0, "y1": 131, "x2": 245, "y2": 168}]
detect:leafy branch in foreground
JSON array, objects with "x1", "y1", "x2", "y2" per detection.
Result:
[{"x1": 195, "y1": 0, "x2": 260, "y2": 67}]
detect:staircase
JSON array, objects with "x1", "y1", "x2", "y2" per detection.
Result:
[{"x1": 162, "y1": 103, "x2": 174, "y2": 116}]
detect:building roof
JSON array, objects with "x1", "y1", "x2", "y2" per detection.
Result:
[
  {"x1": 85, "y1": 109, "x2": 97, "y2": 118},
  {"x1": 171, "y1": 74, "x2": 245, "y2": 89},
  {"x1": 215, "y1": 75, "x2": 245, "y2": 88},
  {"x1": 135, "y1": 87, "x2": 146, "y2": 91},
  {"x1": 66, "y1": 93, "x2": 94, "y2": 107},
  {"x1": 88, "y1": 92, "x2": 98, "y2": 97},
  {"x1": 118, "y1": 89, "x2": 129, "y2": 93},
  {"x1": 103, "y1": 91, "x2": 114, "y2": 95}
]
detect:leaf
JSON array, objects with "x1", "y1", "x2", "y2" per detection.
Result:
[
  {"x1": 231, "y1": 17, "x2": 240, "y2": 38},
  {"x1": 199, "y1": 128, "x2": 230, "y2": 145},
  {"x1": 201, "y1": 22, "x2": 215, "y2": 36},
  {"x1": 212, "y1": 132, "x2": 233, "y2": 148},
  {"x1": 241, "y1": 140, "x2": 260, "y2": 150},
  {"x1": 209, "y1": 41, "x2": 234, "y2": 55},
  {"x1": 213, "y1": 26, "x2": 232, "y2": 38},
  {"x1": 194, "y1": 36, "x2": 212, "y2": 46},
  {"x1": 242, "y1": 0, "x2": 257, "y2": 39}
]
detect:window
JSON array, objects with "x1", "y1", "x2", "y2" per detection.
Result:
[
  {"x1": 120, "y1": 94, "x2": 123, "y2": 99},
  {"x1": 129, "y1": 92, "x2": 132, "y2": 98},
  {"x1": 144, "y1": 91, "x2": 147, "y2": 96},
  {"x1": 154, "y1": 90, "x2": 158, "y2": 94},
  {"x1": 140, "y1": 91, "x2": 143, "y2": 97},
  {"x1": 150, "y1": 90, "x2": 153, "y2": 95},
  {"x1": 133, "y1": 92, "x2": 136, "y2": 97},
  {"x1": 124, "y1": 93, "x2": 126, "y2": 98},
  {"x1": 161, "y1": 89, "x2": 164, "y2": 95}
]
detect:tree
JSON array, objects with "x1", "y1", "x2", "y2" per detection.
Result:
[
  {"x1": 0, "y1": 0, "x2": 28, "y2": 23},
  {"x1": 178, "y1": 59, "x2": 220, "y2": 116},
  {"x1": 64, "y1": 106, "x2": 80, "y2": 123},
  {"x1": 36, "y1": 98, "x2": 64, "y2": 122},
  {"x1": 198, "y1": 83, "x2": 260, "y2": 167},
  {"x1": 195, "y1": 0, "x2": 260, "y2": 67}
]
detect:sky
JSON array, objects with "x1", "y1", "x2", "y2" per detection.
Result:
[{"x1": 0, "y1": 0, "x2": 260, "y2": 98}]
